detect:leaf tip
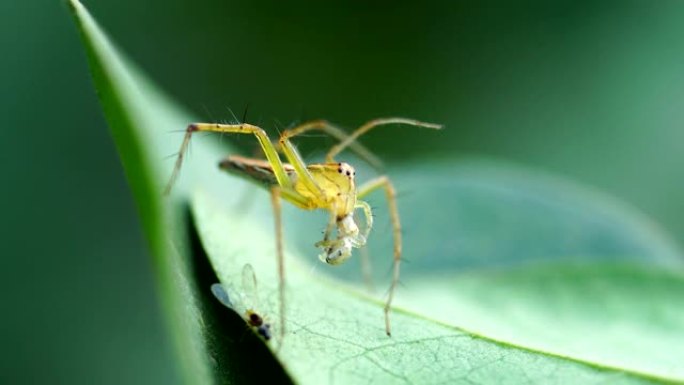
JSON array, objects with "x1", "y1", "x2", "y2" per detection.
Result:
[{"x1": 66, "y1": 0, "x2": 82, "y2": 13}]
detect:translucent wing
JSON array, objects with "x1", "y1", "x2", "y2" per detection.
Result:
[
  {"x1": 211, "y1": 281, "x2": 247, "y2": 315},
  {"x1": 210, "y1": 283, "x2": 233, "y2": 308},
  {"x1": 241, "y1": 263, "x2": 261, "y2": 312}
]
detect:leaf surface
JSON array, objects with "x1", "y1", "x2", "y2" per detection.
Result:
[{"x1": 69, "y1": 0, "x2": 684, "y2": 383}]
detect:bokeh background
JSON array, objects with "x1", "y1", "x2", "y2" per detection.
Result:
[{"x1": 3, "y1": 0, "x2": 683, "y2": 384}]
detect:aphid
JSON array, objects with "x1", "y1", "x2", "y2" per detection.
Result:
[
  {"x1": 211, "y1": 264, "x2": 272, "y2": 341},
  {"x1": 166, "y1": 117, "x2": 442, "y2": 338}
]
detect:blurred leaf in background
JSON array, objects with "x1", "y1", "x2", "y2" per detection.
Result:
[{"x1": 2, "y1": 0, "x2": 683, "y2": 384}]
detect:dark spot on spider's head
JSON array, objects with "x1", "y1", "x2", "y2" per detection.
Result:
[
  {"x1": 338, "y1": 168, "x2": 343, "y2": 173},
  {"x1": 346, "y1": 171, "x2": 351, "y2": 176}
]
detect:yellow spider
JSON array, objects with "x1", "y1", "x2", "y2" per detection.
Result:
[{"x1": 165, "y1": 117, "x2": 441, "y2": 339}]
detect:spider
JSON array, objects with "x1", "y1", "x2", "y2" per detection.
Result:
[{"x1": 165, "y1": 117, "x2": 442, "y2": 339}]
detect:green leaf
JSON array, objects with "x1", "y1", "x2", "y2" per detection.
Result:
[
  {"x1": 69, "y1": 0, "x2": 684, "y2": 384},
  {"x1": 193, "y1": 170, "x2": 684, "y2": 384},
  {"x1": 399, "y1": 263, "x2": 684, "y2": 382},
  {"x1": 67, "y1": 1, "x2": 277, "y2": 383}
]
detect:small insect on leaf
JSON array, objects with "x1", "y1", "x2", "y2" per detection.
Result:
[{"x1": 211, "y1": 264, "x2": 273, "y2": 342}]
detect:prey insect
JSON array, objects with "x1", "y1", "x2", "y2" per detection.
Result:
[
  {"x1": 166, "y1": 117, "x2": 442, "y2": 339},
  {"x1": 211, "y1": 264, "x2": 272, "y2": 341}
]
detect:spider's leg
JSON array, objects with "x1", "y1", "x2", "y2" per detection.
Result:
[
  {"x1": 325, "y1": 118, "x2": 442, "y2": 163},
  {"x1": 357, "y1": 176, "x2": 401, "y2": 337},
  {"x1": 270, "y1": 186, "x2": 285, "y2": 345},
  {"x1": 164, "y1": 123, "x2": 293, "y2": 194},
  {"x1": 314, "y1": 203, "x2": 339, "y2": 254},
  {"x1": 279, "y1": 120, "x2": 383, "y2": 170},
  {"x1": 355, "y1": 201, "x2": 374, "y2": 242},
  {"x1": 323, "y1": 201, "x2": 338, "y2": 243},
  {"x1": 269, "y1": 185, "x2": 311, "y2": 345},
  {"x1": 273, "y1": 133, "x2": 323, "y2": 198},
  {"x1": 278, "y1": 121, "x2": 372, "y2": 207}
]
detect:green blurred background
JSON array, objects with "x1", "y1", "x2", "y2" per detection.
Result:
[{"x1": 3, "y1": 0, "x2": 682, "y2": 383}]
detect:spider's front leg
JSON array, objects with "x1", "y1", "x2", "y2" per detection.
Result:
[
  {"x1": 277, "y1": 120, "x2": 383, "y2": 170},
  {"x1": 268, "y1": 185, "x2": 313, "y2": 344},
  {"x1": 164, "y1": 121, "x2": 327, "y2": 344},
  {"x1": 164, "y1": 123, "x2": 293, "y2": 194},
  {"x1": 269, "y1": 186, "x2": 285, "y2": 344}
]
